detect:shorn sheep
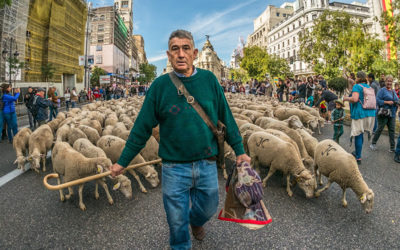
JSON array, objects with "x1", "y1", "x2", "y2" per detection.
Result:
[
  {"x1": 13, "y1": 128, "x2": 32, "y2": 170},
  {"x1": 314, "y1": 140, "x2": 374, "y2": 213},
  {"x1": 247, "y1": 131, "x2": 316, "y2": 198},
  {"x1": 52, "y1": 141, "x2": 114, "y2": 211},
  {"x1": 28, "y1": 125, "x2": 54, "y2": 173}
]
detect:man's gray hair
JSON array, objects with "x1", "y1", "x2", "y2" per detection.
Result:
[
  {"x1": 168, "y1": 29, "x2": 195, "y2": 48},
  {"x1": 356, "y1": 71, "x2": 367, "y2": 79}
]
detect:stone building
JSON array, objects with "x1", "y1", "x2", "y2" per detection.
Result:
[
  {"x1": 133, "y1": 34, "x2": 147, "y2": 66},
  {"x1": 89, "y1": 6, "x2": 130, "y2": 84},
  {"x1": 266, "y1": 0, "x2": 372, "y2": 76},
  {"x1": 24, "y1": 0, "x2": 87, "y2": 91},
  {"x1": 246, "y1": 3, "x2": 294, "y2": 50}
]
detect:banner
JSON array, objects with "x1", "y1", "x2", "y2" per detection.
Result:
[{"x1": 99, "y1": 75, "x2": 110, "y2": 84}]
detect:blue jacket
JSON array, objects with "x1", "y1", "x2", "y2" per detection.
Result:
[
  {"x1": 2, "y1": 93, "x2": 20, "y2": 114},
  {"x1": 376, "y1": 88, "x2": 399, "y2": 118}
]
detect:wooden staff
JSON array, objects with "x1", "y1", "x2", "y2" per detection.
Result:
[{"x1": 43, "y1": 159, "x2": 162, "y2": 191}]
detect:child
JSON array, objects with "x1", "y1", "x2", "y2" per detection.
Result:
[
  {"x1": 306, "y1": 95, "x2": 314, "y2": 107},
  {"x1": 319, "y1": 100, "x2": 327, "y2": 122},
  {"x1": 289, "y1": 88, "x2": 297, "y2": 102},
  {"x1": 331, "y1": 100, "x2": 346, "y2": 143}
]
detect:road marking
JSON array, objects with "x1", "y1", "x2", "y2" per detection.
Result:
[{"x1": 0, "y1": 151, "x2": 52, "y2": 188}]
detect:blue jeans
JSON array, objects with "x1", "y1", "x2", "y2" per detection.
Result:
[
  {"x1": 65, "y1": 101, "x2": 70, "y2": 111},
  {"x1": 3, "y1": 112, "x2": 18, "y2": 142},
  {"x1": 0, "y1": 111, "x2": 4, "y2": 140},
  {"x1": 395, "y1": 135, "x2": 400, "y2": 155},
  {"x1": 71, "y1": 101, "x2": 76, "y2": 108},
  {"x1": 162, "y1": 160, "x2": 219, "y2": 250},
  {"x1": 354, "y1": 133, "x2": 364, "y2": 160}
]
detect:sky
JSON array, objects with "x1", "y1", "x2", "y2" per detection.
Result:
[{"x1": 96, "y1": 0, "x2": 366, "y2": 76}]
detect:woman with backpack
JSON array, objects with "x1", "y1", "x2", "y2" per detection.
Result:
[
  {"x1": 2, "y1": 84, "x2": 20, "y2": 143},
  {"x1": 64, "y1": 88, "x2": 71, "y2": 111},
  {"x1": 343, "y1": 71, "x2": 376, "y2": 165},
  {"x1": 370, "y1": 75, "x2": 398, "y2": 153}
]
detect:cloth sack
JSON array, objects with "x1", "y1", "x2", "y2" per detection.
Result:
[{"x1": 218, "y1": 161, "x2": 272, "y2": 230}]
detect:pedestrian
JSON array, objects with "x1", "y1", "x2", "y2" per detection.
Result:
[
  {"x1": 370, "y1": 75, "x2": 398, "y2": 152},
  {"x1": 2, "y1": 84, "x2": 20, "y2": 143},
  {"x1": 277, "y1": 78, "x2": 285, "y2": 102},
  {"x1": 24, "y1": 86, "x2": 37, "y2": 130},
  {"x1": 47, "y1": 87, "x2": 58, "y2": 121},
  {"x1": 379, "y1": 74, "x2": 386, "y2": 88},
  {"x1": 64, "y1": 88, "x2": 71, "y2": 111},
  {"x1": 110, "y1": 29, "x2": 249, "y2": 250},
  {"x1": 343, "y1": 71, "x2": 375, "y2": 165},
  {"x1": 256, "y1": 83, "x2": 266, "y2": 95},
  {"x1": 0, "y1": 85, "x2": 4, "y2": 142},
  {"x1": 34, "y1": 88, "x2": 52, "y2": 126},
  {"x1": 331, "y1": 100, "x2": 346, "y2": 143},
  {"x1": 318, "y1": 75, "x2": 327, "y2": 89},
  {"x1": 314, "y1": 87, "x2": 338, "y2": 123},
  {"x1": 368, "y1": 73, "x2": 380, "y2": 133},
  {"x1": 394, "y1": 83, "x2": 400, "y2": 99},
  {"x1": 297, "y1": 81, "x2": 306, "y2": 103},
  {"x1": 306, "y1": 94, "x2": 314, "y2": 107},
  {"x1": 71, "y1": 87, "x2": 78, "y2": 108},
  {"x1": 306, "y1": 76, "x2": 315, "y2": 99}
]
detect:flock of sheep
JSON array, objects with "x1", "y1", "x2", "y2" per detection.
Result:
[{"x1": 11, "y1": 93, "x2": 374, "y2": 213}]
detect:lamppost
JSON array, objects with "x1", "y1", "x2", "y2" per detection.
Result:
[{"x1": 2, "y1": 37, "x2": 19, "y2": 86}]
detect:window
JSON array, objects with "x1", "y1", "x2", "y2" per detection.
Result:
[
  {"x1": 306, "y1": 16, "x2": 309, "y2": 22},
  {"x1": 283, "y1": 14, "x2": 286, "y2": 17},
  {"x1": 276, "y1": 12, "x2": 280, "y2": 17},
  {"x1": 92, "y1": 15, "x2": 98, "y2": 21},
  {"x1": 293, "y1": 50, "x2": 296, "y2": 59},
  {"x1": 288, "y1": 39, "x2": 290, "y2": 46},
  {"x1": 100, "y1": 15, "x2": 105, "y2": 21},
  {"x1": 299, "y1": 20, "x2": 301, "y2": 26},
  {"x1": 293, "y1": 24, "x2": 295, "y2": 30},
  {"x1": 293, "y1": 36, "x2": 296, "y2": 43},
  {"x1": 97, "y1": 35, "x2": 104, "y2": 43},
  {"x1": 98, "y1": 24, "x2": 104, "y2": 32},
  {"x1": 122, "y1": 1, "x2": 129, "y2": 8},
  {"x1": 278, "y1": 44, "x2": 280, "y2": 49},
  {"x1": 96, "y1": 55, "x2": 102, "y2": 64},
  {"x1": 287, "y1": 27, "x2": 289, "y2": 33},
  {"x1": 312, "y1": 14, "x2": 317, "y2": 20},
  {"x1": 96, "y1": 45, "x2": 102, "y2": 51},
  {"x1": 283, "y1": 41, "x2": 285, "y2": 47}
]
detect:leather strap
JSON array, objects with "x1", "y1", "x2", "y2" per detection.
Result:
[{"x1": 168, "y1": 72, "x2": 221, "y2": 137}]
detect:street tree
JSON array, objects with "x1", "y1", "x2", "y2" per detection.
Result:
[
  {"x1": 240, "y1": 46, "x2": 291, "y2": 80},
  {"x1": 0, "y1": 0, "x2": 12, "y2": 8},
  {"x1": 229, "y1": 68, "x2": 250, "y2": 82},
  {"x1": 41, "y1": 63, "x2": 55, "y2": 82},
  {"x1": 381, "y1": 1, "x2": 400, "y2": 77},
  {"x1": 90, "y1": 66, "x2": 107, "y2": 86},
  {"x1": 299, "y1": 10, "x2": 386, "y2": 79},
  {"x1": 138, "y1": 63, "x2": 157, "y2": 83},
  {"x1": 6, "y1": 57, "x2": 24, "y2": 86}
]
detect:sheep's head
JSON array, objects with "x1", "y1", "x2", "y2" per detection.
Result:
[
  {"x1": 360, "y1": 189, "x2": 374, "y2": 214},
  {"x1": 27, "y1": 153, "x2": 44, "y2": 171},
  {"x1": 14, "y1": 155, "x2": 27, "y2": 170},
  {"x1": 145, "y1": 169, "x2": 159, "y2": 187},
  {"x1": 263, "y1": 110, "x2": 274, "y2": 118},
  {"x1": 302, "y1": 157, "x2": 315, "y2": 173},
  {"x1": 287, "y1": 115, "x2": 303, "y2": 129},
  {"x1": 308, "y1": 119, "x2": 319, "y2": 130},
  {"x1": 318, "y1": 117, "x2": 325, "y2": 128},
  {"x1": 295, "y1": 170, "x2": 316, "y2": 198},
  {"x1": 112, "y1": 175, "x2": 132, "y2": 199}
]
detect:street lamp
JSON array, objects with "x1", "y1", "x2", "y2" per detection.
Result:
[{"x1": 2, "y1": 37, "x2": 19, "y2": 86}]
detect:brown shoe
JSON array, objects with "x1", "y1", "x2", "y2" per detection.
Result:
[{"x1": 190, "y1": 225, "x2": 205, "y2": 241}]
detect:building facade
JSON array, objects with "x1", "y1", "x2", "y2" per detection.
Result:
[
  {"x1": 266, "y1": 0, "x2": 372, "y2": 76},
  {"x1": 246, "y1": 3, "x2": 294, "y2": 50},
  {"x1": 133, "y1": 34, "x2": 147, "y2": 66},
  {"x1": 89, "y1": 6, "x2": 130, "y2": 84},
  {"x1": 0, "y1": 0, "x2": 29, "y2": 84},
  {"x1": 24, "y1": 0, "x2": 87, "y2": 91}
]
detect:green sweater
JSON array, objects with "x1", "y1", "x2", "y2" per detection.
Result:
[{"x1": 117, "y1": 68, "x2": 245, "y2": 167}]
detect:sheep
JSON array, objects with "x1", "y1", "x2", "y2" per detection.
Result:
[
  {"x1": 240, "y1": 110, "x2": 264, "y2": 123},
  {"x1": 112, "y1": 122, "x2": 128, "y2": 137},
  {"x1": 247, "y1": 131, "x2": 316, "y2": 198},
  {"x1": 27, "y1": 125, "x2": 54, "y2": 173},
  {"x1": 52, "y1": 141, "x2": 113, "y2": 211},
  {"x1": 97, "y1": 135, "x2": 160, "y2": 193},
  {"x1": 314, "y1": 140, "x2": 374, "y2": 213},
  {"x1": 297, "y1": 128, "x2": 318, "y2": 158},
  {"x1": 152, "y1": 126, "x2": 160, "y2": 142},
  {"x1": 73, "y1": 138, "x2": 132, "y2": 199},
  {"x1": 79, "y1": 125, "x2": 100, "y2": 145},
  {"x1": 256, "y1": 117, "x2": 315, "y2": 172},
  {"x1": 56, "y1": 124, "x2": 71, "y2": 142},
  {"x1": 274, "y1": 108, "x2": 320, "y2": 134},
  {"x1": 79, "y1": 119, "x2": 102, "y2": 136},
  {"x1": 102, "y1": 125, "x2": 114, "y2": 136},
  {"x1": 46, "y1": 118, "x2": 62, "y2": 133},
  {"x1": 104, "y1": 115, "x2": 119, "y2": 127},
  {"x1": 13, "y1": 128, "x2": 32, "y2": 170},
  {"x1": 233, "y1": 113, "x2": 253, "y2": 123},
  {"x1": 56, "y1": 112, "x2": 66, "y2": 121},
  {"x1": 140, "y1": 136, "x2": 160, "y2": 164},
  {"x1": 67, "y1": 127, "x2": 88, "y2": 146},
  {"x1": 234, "y1": 118, "x2": 249, "y2": 129}
]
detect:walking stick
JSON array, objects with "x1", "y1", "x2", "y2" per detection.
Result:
[{"x1": 43, "y1": 159, "x2": 162, "y2": 191}]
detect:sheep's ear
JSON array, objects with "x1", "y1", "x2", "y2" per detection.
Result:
[
  {"x1": 113, "y1": 182, "x2": 121, "y2": 190},
  {"x1": 96, "y1": 165, "x2": 103, "y2": 174},
  {"x1": 360, "y1": 194, "x2": 367, "y2": 203},
  {"x1": 13, "y1": 159, "x2": 18, "y2": 165},
  {"x1": 145, "y1": 172, "x2": 151, "y2": 178}
]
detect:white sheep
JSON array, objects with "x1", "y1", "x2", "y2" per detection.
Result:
[
  {"x1": 314, "y1": 140, "x2": 374, "y2": 213},
  {"x1": 52, "y1": 141, "x2": 114, "y2": 211},
  {"x1": 97, "y1": 135, "x2": 160, "y2": 193},
  {"x1": 73, "y1": 138, "x2": 132, "y2": 199},
  {"x1": 28, "y1": 125, "x2": 54, "y2": 173},
  {"x1": 67, "y1": 127, "x2": 88, "y2": 146},
  {"x1": 247, "y1": 131, "x2": 316, "y2": 198},
  {"x1": 13, "y1": 127, "x2": 32, "y2": 170},
  {"x1": 79, "y1": 125, "x2": 100, "y2": 145}
]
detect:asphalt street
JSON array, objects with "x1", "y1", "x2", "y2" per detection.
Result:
[{"x1": 0, "y1": 123, "x2": 399, "y2": 249}]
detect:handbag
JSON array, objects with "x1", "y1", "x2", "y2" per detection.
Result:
[
  {"x1": 377, "y1": 90, "x2": 395, "y2": 117},
  {"x1": 168, "y1": 72, "x2": 226, "y2": 169}
]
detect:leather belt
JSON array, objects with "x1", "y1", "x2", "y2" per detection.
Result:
[{"x1": 205, "y1": 156, "x2": 217, "y2": 161}]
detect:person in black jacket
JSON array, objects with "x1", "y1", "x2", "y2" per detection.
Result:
[
  {"x1": 297, "y1": 81, "x2": 307, "y2": 102},
  {"x1": 24, "y1": 87, "x2": 37, "y2": 129},
  {"x1": 314, "y1": 88, "x2": 338, "y2": 123},
  {"x1": 34, "y1": 88, "x2": 52, "y2": 126}
]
